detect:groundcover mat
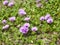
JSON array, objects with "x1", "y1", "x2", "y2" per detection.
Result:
[{"x1": 0, "y1": 0, "x2": 60, "y2": 45}]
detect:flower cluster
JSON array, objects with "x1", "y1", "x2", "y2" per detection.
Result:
[
  {"x1": 2, "y1": 16, "x2": 16, "y2": 30},
  {"x1": 19, "y1": 23, "x2": 30, "y2": 34},
  {"x1": 19, "y1": 26, "x2": 29, "y2": 34},
  {"x1": 40, "y1": 14, "x2": 53, "y2": 24},
  {"x1": 19, "y1": 23, "x2": 38, "y2": 34},
  {"x1": 3, "y1": 0, "x2": 14, "y2": 7},
  {"x1": 18, "y1": 8, "x2": 38, "y2": 34},
  {"x1": 2, "y1": 0, "x2": 53, "y2": 34}
]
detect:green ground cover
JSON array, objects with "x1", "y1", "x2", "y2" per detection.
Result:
[{"x1": 0, "y1": 0, "x2": 60, "y2": 45}]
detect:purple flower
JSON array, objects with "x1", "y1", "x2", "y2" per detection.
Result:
[
  {"x1": 23, "y1": 23, "x2": 30, "y2": 27},
  {"x1": 3, "y1": 0, "x2": 8, "y2": 5},
  {"x1": 18, "y1": 9, "x2": 26, "y2": 15},
  {"x1": 19, "y1": 26, "x2": 29, "y2": 34},
  {"x1": 47, "y1": 18, "x2": 53, "y2": 24},
  {"x1": 36, "y1": 0, "x2": 41, "y2": 3},
  {"x1": 2, "y1": 25, "x2": 9, "y2": 30},
  {"x1": 31, "y1": 27, "x2": 38, "y2": 31},
  {"x1": 2, "y1": 19, "x2": 7, "y2": 24},
  {"x1": 24, "y1": 17, "x2": 30, "y2": 21},
  {"x1": 45, "y1": 14, "x2": 51, "y2": 20},
  {"x1": 9, "y1": 16, "x2": 15, "y2": 22},
  {"x1": 36, "y1": 3, "x2": 42, "y2": 7},
  {"x1": 8, "y1": 2, "x2": 14, "y2": 7},
  {"x1": 40, "y1": 16, "x2": 45, "y2": 21}
]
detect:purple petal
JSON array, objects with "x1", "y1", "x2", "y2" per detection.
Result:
[
  {"x1": 36, "y1": 3, "x2": 42, "y2": 7},
  {"x1": 40, "y1": 16, "x2": 45, "y2": 21},
  {"x1": 24, "y1": 17, "x2": 30, "y2": 21},
  {"x1": 19, "y1": 26, "x2": 29, "y2": 34},
  {"x1": 9, "y1": 16, "x2": 15, "y2": 22},
  {"x1": 2, "y1": 25, "x2": 9, "y2": 30},
  {"x1": 2, "y1": 19, "x2": 7, "y2": 24},
  {"x1": 31, "y1": 27, "x2": 38, "y2": 31},
  {"x1": 8, "y1": 2, "x2": 14, "y2": 7},
  {"x1": 45, "y1": 14, "x2": 51, "y2": 20},
  {"x1": 18, "y1": 9, "x2": 26, "y2": 15},
  {"x1": 3, "y1": 0, "x2": 8, "y2": 5},
  {"x1": 23, "y1": 23, "x2": 30, "y2": 27},
  {"x1": 47, "y1": 18, "x2": 53, "y2": 24}
]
